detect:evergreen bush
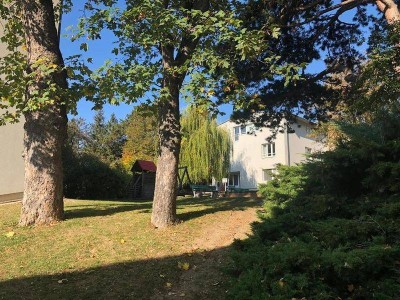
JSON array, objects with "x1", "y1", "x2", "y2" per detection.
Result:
[{"x1": 228, "y1": 113, "x2": 400, "y2": 299}]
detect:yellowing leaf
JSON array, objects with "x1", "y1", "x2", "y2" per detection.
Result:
[
  {"x1": 5, "y1": 231, "x2": 15, "y2": 238},
  {"x1": 278, "y1": 278, "x2": 285, "y2": 288},
  {"x1": 178, "y1": 261, "x2": 190, "y2": 271},
  {"x1": 66, "y1": 68, "x2": 75, "y2": 78},
  {"x1": 120, "y1": 239, "x2": 125, "y2": 244}
]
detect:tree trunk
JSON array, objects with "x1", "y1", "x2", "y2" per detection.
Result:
[
  {"x1": 19, "y1": 0, "x2": 68, "y2": 226},
  {"x1": 375, "y1": 0, "x2": 400, "y2": 24},
  {"x1": 151, "y1": 73, "x2": 181, "y2": 228},
  {"x1": 151, "y1": 1, "x2": 209, "y2": 228}
]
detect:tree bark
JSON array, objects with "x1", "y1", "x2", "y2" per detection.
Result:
[
  {"x1": 151, "y1": 73, "x2": 181, "y2": 228},
  {"x1": 19, "y1": 0, "x2": 68, "y2": 226},
  {"x1": 151, "y1": 42, "x2": 183, "y2": 228},
  {"x1": 150, "y1": 1, "x2": 210, "y2": 228},
  {"x1": 375, "y1": 0, "x2": 400, "y2": 24}
]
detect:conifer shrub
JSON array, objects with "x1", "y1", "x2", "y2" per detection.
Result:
[{"x1": 228, "y1": 113, "x2": 400, "y2": 299}]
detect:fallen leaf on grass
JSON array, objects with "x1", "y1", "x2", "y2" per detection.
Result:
[
  {"x1": 57, "y1": 279, "x2": 68, "y2": 284},
  {"x1": 278, "y1": 278, "x2": 285, "y2": 288},
  {"x1": 159, "y1": 274, "x2": 166, "y2": 278},
  {"x1": 177, "y1": 261, "x2": 190, "y2": 271},
  {"x1": 166, "y1": 282, "x2": 172, "y2": 288},
  {"x1": 120, "y1": 239, "x2": 126, "y2": 244},
  {"x1": 5, "y1": 232, "x2": 15, "y2": 238}
]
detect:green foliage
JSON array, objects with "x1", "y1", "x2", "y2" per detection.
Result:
[
  {"x1": 68, "y1": 0, "x2": 270, "y2": 109},
  {"x1": 121, "y1": 105, "x2": 158, "y2": 169},
  {"x1": 0, "y1": 1, "x2": 76, "y2": 124},
  {"x1": 180, "y1": 105, "x2": 231, "y2": 184},
  {"x1": 63, "y1": 152, "x2": 129, "y2": 199},
  {"x1": 84, "y1": 110, "x2": 127, "y2": 165},
  {"x1": 228, "y1": 112, "x2": 400, "y2": 299},
  {"x1": 228, "y1": 1, "x2": 400, "y2": 131},
  {"x1": 259, "y1": 165, "x2": 307, "y2": 205},
  {"x1": 63, "y1": 114, "x2": 129, "y2": 199},
  {"x1": 348, "y1": 24, "x2": 400, "y2": 115}
]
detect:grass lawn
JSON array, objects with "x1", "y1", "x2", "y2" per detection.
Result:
[{"x1": 0, "y1": 197, "x2": 260, "y2": 300}]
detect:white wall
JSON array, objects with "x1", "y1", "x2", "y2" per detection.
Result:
[
  {"x1": 287, "y1": 118, "x2": 325, "y2": 165},
  {"x1": 220, "y1": 118, "x2": 324, "y2": 189},
  {"x1": 0, "y1": 118, "x2": 25, "y2": 201},
  {"x1": 221, "y1": 121, "x2": 288, "y2": 189},
  {"x1": 0, "y1": 20, "x2": 25, "y2": 201}
]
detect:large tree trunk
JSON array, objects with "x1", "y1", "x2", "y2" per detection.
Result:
[
  {"x1": 375, "y1": 0, "x2": 400, "y2": 73},
  {"x1": 151, "y1": 1, "x2": 209, "y2": 228},
  {"x1": 19, "y1": 0, "x2": 68, "y2": 226},
  {"x1": 151, "y1": 78, "x2": 181, "y2": 228},
  {"x1": 375, "y1": 0, "x2": 400, "y2": 24}
]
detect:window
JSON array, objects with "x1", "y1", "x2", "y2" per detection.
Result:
[
  {"x1": 305, "y1": 147, "x2": 312, "y2": 154},
  {"x1": 229, "y1": 172, "x2": 240, "y2": 187},
  {"x1": 233, "y1": 124, "x2": 253, "y2": 141},
  {"x1": 234, "y1": 127, "x2": 240, "y2": 141},
  {"x1": 262, "y1": 169, "x2": 275, "y2": 181},
  {"x1": 262, "y1": 142, "x2": 276, "y2": 158}
]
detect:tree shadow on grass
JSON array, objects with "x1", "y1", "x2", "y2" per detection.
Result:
[
  {"x1": 64, "y1": 201, "x2": 153, "y2": 220},
  {"x1": 0, "y1": 246, "x2": 232, "y2": 300},
  {"x1": 177, "y1": 197, "x2": 262, "y2": 222},
  {"x1": 64, "y1": 197, "x2": 262, "y2": 222}
]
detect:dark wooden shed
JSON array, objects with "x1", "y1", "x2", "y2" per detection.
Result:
[{"x1": 130, "y1": 160, "x2": 157, "y2": 199}]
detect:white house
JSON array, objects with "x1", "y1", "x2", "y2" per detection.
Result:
[
  {"x1": 219, "y1": 117, "x2": 324, "y2": 190},
  {"x1": 0, "y1": 28, "x2": 25, "y2": 203},
  {"x1": 0, "y1": 119, "x2": 25, "y2": 203}
]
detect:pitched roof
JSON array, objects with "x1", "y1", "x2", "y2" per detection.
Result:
[{"x1": 131, "y1": 160, "x2": 157, "y2": 173}]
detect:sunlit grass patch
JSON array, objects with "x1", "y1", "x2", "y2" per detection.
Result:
[{"x1": 0, "y1": 196, "x2": 260, "y2": 299}]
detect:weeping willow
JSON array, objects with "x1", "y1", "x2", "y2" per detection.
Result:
[{"x1": 180, "y1": 105, "x2": 231, "y2": 184}]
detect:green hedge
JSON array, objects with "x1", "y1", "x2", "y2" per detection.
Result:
[{"x1": 64, "y1": 152, "x2": 130, "y2": 200}]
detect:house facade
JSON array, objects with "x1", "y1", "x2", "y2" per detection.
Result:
[
  {"x1": 0, "y1": 26, "x2": 25, "y2": 202},
  {"x1": 219, "y1": 117, "x2": 324, "y2": 190},
  {"x1": 0, "y1": 119, "x2": 25, "y2": 202}
]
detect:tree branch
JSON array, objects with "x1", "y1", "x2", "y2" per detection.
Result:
[
  {"x1": 163, "y1": 0, "x2": 170, "y2": 9},
  {"x1": 286, "y1": 0, "x2": 372, "y2": 27},
  {"x1": 375, "y1": 0, "x2": 400, "y2": 23},
  {"x1": 296, "y1": 0, "x2": 326, "y2": 12},
  {"x1": 174, "y1": 0, "x2": 210, "y2": 68}
]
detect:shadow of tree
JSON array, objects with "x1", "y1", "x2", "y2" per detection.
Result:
[
  {"x1": 177, "y1": 197, "x2": 262, "y2": 222},
  {"x1": 0, "y1": 246, "x2": 232, "y2": 300},
  {"x1": 64, "y1": 197, "x2": 262, "y2": 222},
  {"x1": 64, "y1": 202, "x2": 152, "y2": 220}
]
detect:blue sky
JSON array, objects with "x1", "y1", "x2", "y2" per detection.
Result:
[{"x1": 59, "y1": 3, "x2": 378, "y2": 124}]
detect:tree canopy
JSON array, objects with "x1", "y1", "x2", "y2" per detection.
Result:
[
  {"x1": 226, "y1": 0, "x2": 400, "y2": 128},
  {"x1": 121, "y1": 106, "x2": 158, "y2": 169}
]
